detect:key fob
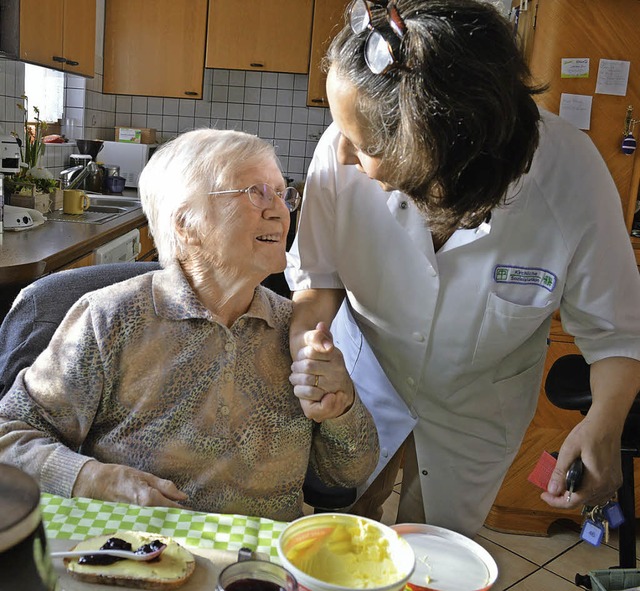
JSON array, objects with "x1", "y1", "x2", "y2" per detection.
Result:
[
  {"x1": 603, "y1": 501, "x2": 625, "y2": 529},
  {"x1": 581, "y1": 518, "x2": 604, "y2": 546},
  {"x1": 566, "y1": 457, "x2": 584, "y2": 492}
]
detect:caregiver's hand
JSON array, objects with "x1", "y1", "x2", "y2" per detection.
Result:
[
  {"x1": 290, "y1": 322, "x2": 355, "y2": 422},
  {"x1": 73, "y1": 460, "x2": 189, "y2": 508}
]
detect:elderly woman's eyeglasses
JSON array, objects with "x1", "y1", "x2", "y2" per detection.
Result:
[
  {"x1": 349, "y1": 0, "x2": 407, "y2": 75},
  {"x1": 208, "y1": 183, "x2": 301, "y2": 212}
]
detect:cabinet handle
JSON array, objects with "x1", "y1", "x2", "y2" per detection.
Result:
[
  {"x1": 184, "y1": 91, "x2": 198, "y2": 96},
  {"x1": 250, "y1": 62, "x2": 264, "y2": 68},
  {"x1": 310, "y1": 98, "x2": 327, "y2": 104},
  {"x1": 65, "y1": 60, "x2": 79, "y2": 66},
  {"x1": 52, "y1": 55, "x2": 66, "y2": 63}
]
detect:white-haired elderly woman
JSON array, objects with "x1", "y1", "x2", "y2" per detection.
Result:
[{"x1": 0, "y1": 129, "x2": 379, "y2": 521}]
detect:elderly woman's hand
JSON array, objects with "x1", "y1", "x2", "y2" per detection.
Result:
[
  {"x1": 290, "y1": 322, "x2": 355, "y2": 422},
  {"x1": 73, "y1": 460, "x2": 189, "y2": 508}
]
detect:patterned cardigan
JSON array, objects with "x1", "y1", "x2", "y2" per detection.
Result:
[{"x1": 0, "y1": 264, "x2": 379, "y2": 522}]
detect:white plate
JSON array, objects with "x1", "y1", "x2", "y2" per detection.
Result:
[{"x1": 391, "y1": 524, "x2": 498, "y2": 591}]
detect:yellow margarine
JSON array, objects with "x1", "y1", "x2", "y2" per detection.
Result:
[{"x1": 286, "y1": 519, "x2": 401, "y2": 588}]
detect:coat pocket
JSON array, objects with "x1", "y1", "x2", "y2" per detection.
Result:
[{"x1": 472, "y1": 292, "x2": 556, "y2": 369}]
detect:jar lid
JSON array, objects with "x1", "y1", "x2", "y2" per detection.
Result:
[
  {"x1": 391, "y1": 523, "x2": 498, "y2": 591},
  {"x1": 0, "y1": 464, "x2": 41, "y2": 552}
]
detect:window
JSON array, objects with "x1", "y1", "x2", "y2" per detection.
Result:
[{"x1": 24, "y1": 64, "x2": 64, "y2": 123}]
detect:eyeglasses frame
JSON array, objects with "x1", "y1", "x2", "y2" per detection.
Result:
[{"x1": 208, "y1": 183, "x2": 301, "y2": 213}]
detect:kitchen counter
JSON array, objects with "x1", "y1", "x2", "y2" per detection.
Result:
[
  {"x1": 0, "y1": 193, "x2": 149, "y2": 323},
  {"x1": 0, "y1": 207, "x2": 147, "y2": 285}
]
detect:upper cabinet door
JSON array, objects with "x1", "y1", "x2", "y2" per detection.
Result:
[
  {"x1": 206, "y1": 0, "x2": 313, "y2": 73},
  {"x1": 307, "y1": 0, "x2": 348, "y2": 107},
  {"x1": 16, "y1": 0, "x2": 95, "y2": 76},
  {"x1": 104, "y1": 0, "x2": 208, "y2": 98},
  {"x1": 19, "y1": 0, "x2": 64, "y2": 69},
  {"x1": 61, "y1": 0, "x2": 96, "y2": 77}
]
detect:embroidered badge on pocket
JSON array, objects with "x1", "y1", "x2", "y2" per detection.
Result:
[{"x1": 493, "y1": 265, "x2": 557, "y2": 292}]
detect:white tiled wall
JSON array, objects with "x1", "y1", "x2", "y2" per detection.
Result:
[
  {"x1": 78, "y1": 68, "x2": 332, "y2": 182},
  {"x1": 0, "y1": 56, "x2": 24, "y2": 135}
]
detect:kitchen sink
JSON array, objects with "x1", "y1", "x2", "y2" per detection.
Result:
[
  {"x1": 47, "y1": 194, "x2": 142, "y2": 224},
  {"x1": 86, "y1": 205, "x2": 129, "y2": 214}
]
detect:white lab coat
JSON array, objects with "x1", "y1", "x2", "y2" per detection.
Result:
[{"x1": 286, "y1": 111, "x2": 640, "y2": 536}]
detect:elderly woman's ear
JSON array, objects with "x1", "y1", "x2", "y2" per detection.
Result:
[{"x1": 174, "y1": 210, "x2": 202, "y2": 247}]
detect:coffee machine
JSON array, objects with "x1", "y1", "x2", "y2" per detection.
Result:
[{"x1": 0, "y1": 135, "x2": 21, "y2": 174}]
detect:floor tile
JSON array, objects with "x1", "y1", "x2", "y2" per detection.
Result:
[
  {"x1": 472, "y1": 536, "x2": 538, "y2": 591},
  {"x1": 506, "y1": 567, "x2": 584, "y2": 590},
  {"x1": 544, "y1": 540, "x2": 621, "y2": 582},
  {"x1": 478, "y1": 521, "x2": 581, "y2": 566}
]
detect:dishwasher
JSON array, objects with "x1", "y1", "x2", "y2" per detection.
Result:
[{"x1": 93, "y1": 229, "x2": 141, "y2": 264}]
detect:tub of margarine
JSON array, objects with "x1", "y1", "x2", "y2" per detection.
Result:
[{"x1": 277, "y1": 513, "x2": 415, "y2": 591}]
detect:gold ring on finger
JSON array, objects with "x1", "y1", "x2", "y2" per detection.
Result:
[{"x1": 314, "y1": 375, "x2": 320, "y2": 388}]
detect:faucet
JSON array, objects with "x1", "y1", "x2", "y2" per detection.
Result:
[{"x1": 59, "y1": 164, "x2": 92, "y2": 190}]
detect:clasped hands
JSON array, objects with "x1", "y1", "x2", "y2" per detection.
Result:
[{"x1": 289, "y1": 321, "x2": 355, "y2": 422}]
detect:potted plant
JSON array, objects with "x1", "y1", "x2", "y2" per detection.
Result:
[{"x1": 4, "y1": 95, "x2": 60, "y2": 212}]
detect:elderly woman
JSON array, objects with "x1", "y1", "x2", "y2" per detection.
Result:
[{"x1": 0, "y1": 129, "x2": 379, "y2": 522}]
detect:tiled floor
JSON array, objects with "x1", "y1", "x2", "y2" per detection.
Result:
[{"x1": 377, "y1": 472, "x2": 638, "y2": 590}]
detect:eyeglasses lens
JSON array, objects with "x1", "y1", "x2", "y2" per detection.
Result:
[
  {"x1": 350, "y1": 0, "x2": 372, "y2": 34},
  {"x1": 365, "y1": 30, "x2": 396, "y2": 74},
  {"x1": 282, "y1": 187, "x2": 301, "y2": 212},
  {"x1": 248, "y1": 184, "x2": 300, "y2": 212}
]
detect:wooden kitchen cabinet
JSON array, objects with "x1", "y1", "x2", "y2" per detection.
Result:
[
  {"x1": 0, "y1": 0, "x2": 96, "y2": 77},
  {"x1": 205, "y1": 0, "x2": 313, "y2": 74},
  {"x1": 486, "y1": 0, "x2": 640, "y2": 535},
  {"x1": 136, "y1": 223, "x2": 157, "y2": 262},
  {"x1": 520, "y1": 0, "x2": 640, "y2": 235},
  {"x1": 306, "y1": 0, "x2": 349, "y2": 107},
  {"x1": 59, "y1": 252, "x2": 96, "y2": 270},
  {"x1": 103, "y1": 0, "x2": 207, "y2": 99}
]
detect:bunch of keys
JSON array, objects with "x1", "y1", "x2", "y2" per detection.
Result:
[{"x1": 581, "y1": 500, "x2": 625, "y2": 546}]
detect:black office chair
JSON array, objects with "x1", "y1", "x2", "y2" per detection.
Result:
[
  {"x1": 545, "y1": 354, "x2": 640, "y2": 570},
  {"x1": 0, "y1": 262, "x2": 355, "y2": 511}
]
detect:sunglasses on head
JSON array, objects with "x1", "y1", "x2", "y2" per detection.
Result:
[{"x1": 349, "y1": 0, "x2": 408, "y2": 75}]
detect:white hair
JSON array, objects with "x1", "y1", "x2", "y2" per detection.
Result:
[{"x1": 138, "y1": 128, "x2": 277, "y2": 267}]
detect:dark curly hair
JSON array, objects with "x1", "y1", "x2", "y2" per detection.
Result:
[{"x1": 325, "y1": 0, "x2": 546, "y2": 237}]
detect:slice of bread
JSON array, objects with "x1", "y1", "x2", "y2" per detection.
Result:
[{"x1": 63, "y1": 530, "x2": 196, "y2": 589}]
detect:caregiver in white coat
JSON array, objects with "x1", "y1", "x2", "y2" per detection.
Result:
[{"x1": 285, "y1": 0, "x2": 640, "y2": 537}]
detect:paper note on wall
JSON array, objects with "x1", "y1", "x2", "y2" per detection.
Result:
[
  {"x1": 595, "y1": 59, "x2": 630, "y2": 96},
  {"x1": 559, "y1": 93, "x2": 592, "y2": 130},
  {"x1": 561, "y1": 58, "x2": 589, "y2": 79}
]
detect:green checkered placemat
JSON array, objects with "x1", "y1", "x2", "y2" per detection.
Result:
[{"x1": 41, "y1": 493, "x2": 286, "y2": 559}]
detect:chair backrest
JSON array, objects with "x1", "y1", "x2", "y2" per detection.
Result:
[
  {"x1": 0, "y1": 262, "x2": 160, "y2": 398},
  {"x1": 545, "y1": 354, "x2": 640, "y2": 414}
]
